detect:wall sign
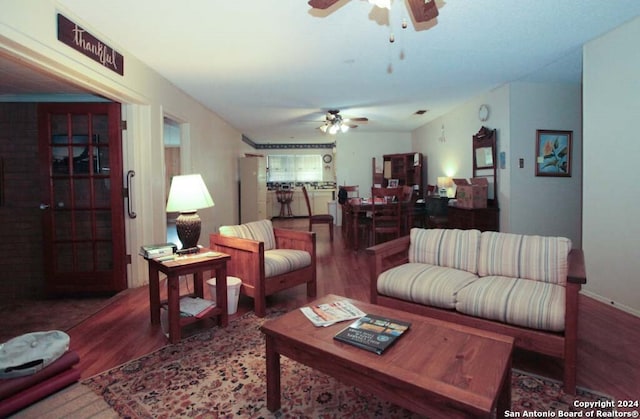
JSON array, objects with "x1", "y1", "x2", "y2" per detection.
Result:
[{"x1": 57, "y1": 13, "x2": 124, "y2": 76}]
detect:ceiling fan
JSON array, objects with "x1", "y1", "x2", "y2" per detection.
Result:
[
  {"x1": 308, "y1": 0, "x2": 439, "y2": 23},
  {"x1": 318, "y1": 109, "x2": 368, "y2": 135}
]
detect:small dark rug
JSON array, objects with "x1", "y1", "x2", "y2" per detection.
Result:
[
  {"x1": 83, "y1": 310, "x2": 613, "y2": 418},
  {"x1": 0, "y1": 297, "x2": 113, "y2": 343}
]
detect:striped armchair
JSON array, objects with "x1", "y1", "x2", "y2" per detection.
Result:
[
  {"x1": 368, "y1": 228, "x2": 586, "y2": 395},
  {"x1": 210, "y1": 219, "x2": 316, "y2": 317}
]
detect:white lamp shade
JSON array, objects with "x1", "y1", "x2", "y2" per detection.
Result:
[{"x1": 166, "y1": 174, "x2": 215, "y2": 212}]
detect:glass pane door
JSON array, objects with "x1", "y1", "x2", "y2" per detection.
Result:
[{"x1": 39, "y1": 103, "x2": 126, "y2": 294}]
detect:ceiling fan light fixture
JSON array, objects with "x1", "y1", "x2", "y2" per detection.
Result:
[
  {"x1": 318, "y1": 109, "x2": 363, "y2": 135},
  {"x1": 369, "y1": 0, "x2": 392, "y2": 9}
]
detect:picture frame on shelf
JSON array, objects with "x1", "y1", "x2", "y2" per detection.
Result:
[
  {"x1": 387, "y1": 179, "x2": 399, "y2": 188},
  {"x1": 535, "y1": 130, "x2": 572, "y2": 177}
]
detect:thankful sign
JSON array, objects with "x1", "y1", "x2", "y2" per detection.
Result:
[{"x1": 57, "y1": 13, "x2": 124, "y2": 76}]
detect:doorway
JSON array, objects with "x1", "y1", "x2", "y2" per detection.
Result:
[{"x1": 164, "y1": 117, "x2": 182, "y2": 246}]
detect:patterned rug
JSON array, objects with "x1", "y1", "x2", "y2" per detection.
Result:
[{"x1": 83, "y1": 310, "x2": 613, "y2": 418}]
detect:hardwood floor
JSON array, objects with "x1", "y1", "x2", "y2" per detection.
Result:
[{"x1": 68, "y1": 218, "x2": 639, "y2": 402}]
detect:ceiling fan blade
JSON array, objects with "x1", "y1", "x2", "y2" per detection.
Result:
[
  {"x1": 348, "y1": 117, "x2": 369, "y2": 122},
  {"x1": 308, "y1": 0, "x2": 340, "y2": 9},
  {"x1": 407, "y1": 0, "x2": 439, "y2": 23}
]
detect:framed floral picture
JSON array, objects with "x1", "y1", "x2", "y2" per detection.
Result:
[{"x1": 535, "y1": 130, "x2": 572, "y2": 177}]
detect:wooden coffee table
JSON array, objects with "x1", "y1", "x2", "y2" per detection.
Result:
[{"x1": 260, "y1": 294, "x2": 514, "y2": 418}]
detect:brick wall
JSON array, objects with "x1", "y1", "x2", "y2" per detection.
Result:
[{"x1": 0, "y1": 103, "x2": 45, "y2": 301}]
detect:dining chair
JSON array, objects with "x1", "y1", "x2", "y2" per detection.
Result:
[
  {"x1": 370, "y1": 186, "x2": 403, "y2": 245},
  {"x1": 401, "y1": 185, "x2": 415, "y2": 233},
  {"x1": 339, "y1": 185, "x2": 359, "y2": 235},
  {"x1": 401, "y1": 185, "x2": 414, "y2": 202},
  {"x1": 302, "y1": 186, "x2": 333, "y2": 240}
]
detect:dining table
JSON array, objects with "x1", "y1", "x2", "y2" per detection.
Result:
[{"x1": 341, "y1": 198, "x2": 418, "y2": 250}]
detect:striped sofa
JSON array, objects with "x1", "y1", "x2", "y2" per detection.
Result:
[
  {"x1": 210, "y1": 219, "x2": 316, "y2": 317},
  {"x1": 367, "y1": 228, "x2": 586, "y2": 394}
]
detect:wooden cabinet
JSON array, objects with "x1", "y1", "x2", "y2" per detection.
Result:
[
  {"x1": 380, "y1": 152, "x2": 423, "y2": 199},
  {"x1": 447, "y1": 206, "x2": 499, "y2": 232},
  {"x1": 239, "y1": 157, "x2": 267, "y2": 223},
  {"x1": 312, "y1": 191, "x2": 333, "y2": 215}
]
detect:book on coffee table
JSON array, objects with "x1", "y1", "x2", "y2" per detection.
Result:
[{"x1": 333, "y1": 314, "x2": 411, "y2": 355}]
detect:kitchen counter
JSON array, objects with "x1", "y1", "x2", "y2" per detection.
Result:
[{"x1": 267, "y1": 189, "x2": 335, "y2": 218}]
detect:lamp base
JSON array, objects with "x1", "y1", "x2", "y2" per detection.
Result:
[{"x1": 176, "y1": 211, "x2": 201, "y2": 250}]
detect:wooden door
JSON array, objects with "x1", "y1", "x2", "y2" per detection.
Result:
[{"x1": 38, "y1": 103, "x2": 127, "y2": 295}]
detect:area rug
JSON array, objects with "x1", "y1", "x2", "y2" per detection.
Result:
[{"x1": 83, "y1": 310, "x2": 613, "y2": 418}]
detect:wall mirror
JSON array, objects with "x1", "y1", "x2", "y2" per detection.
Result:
[
  {"x1": 475, "y1": 147, "x2": 494, "y2": 169},
  {"x1": 472, "y1": 126, "x2": 496, "y2": 171}
]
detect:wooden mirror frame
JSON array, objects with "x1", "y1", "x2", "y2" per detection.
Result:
[{"x1": 472, "y1": 126, "x2": 498, "y2": 207}]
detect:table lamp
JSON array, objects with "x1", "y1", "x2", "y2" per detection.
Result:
[
  {"x1": 166, "y1": 174, "x2": 214, "y2": 250},
  {"x1": 437, "y1": 177, "x2": 448, "y2": 197}
]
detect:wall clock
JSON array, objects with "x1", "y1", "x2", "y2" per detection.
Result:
[
  {"x1": 478, "y1": 104, "x2": 490, "y2": 122},
  {"x1": 323, "y1": 154, "x2": 333, "y2": 163}
]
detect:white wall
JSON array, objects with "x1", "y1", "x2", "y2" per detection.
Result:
[
  {"x1": 1, "y1": 0, "x2": 245, "y2": 287},
  {"x1": 335, "y1": 132, "x2": 412, "y2": 196},
  {"x1": 412, "y1": 82, "x2": 582, "y2": 246},
  {"x1": 509, "y1": 82, "x2": 582, "y2": 246},
  {"x1": 412, "y1": 85, "x2": 511, "y2": 230},
  {"x1": 583, "y1": 16, "x2": 640, "y2": 315}
]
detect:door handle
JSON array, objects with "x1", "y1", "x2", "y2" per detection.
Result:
[
  {"x1": 39, "y1": 203, "x2": 50, "y2": 210},
  {"x1": 125, "y1": 170, "x2": 137, "y2": 219}
]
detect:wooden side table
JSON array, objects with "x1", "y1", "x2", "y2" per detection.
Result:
[{"x1": 147, "y1": 249, "x2": 231, "y2": 343}]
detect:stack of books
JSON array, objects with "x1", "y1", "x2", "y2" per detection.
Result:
[{"x1": 139, "y1": 243, "x2": 177, "y2": 259}]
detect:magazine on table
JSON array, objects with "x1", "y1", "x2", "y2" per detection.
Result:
[
  {"x1": 333, "y1": 314, "x2": 411, "y2": 355},
  {"x1": 300, "y1": 300, "x2": 366, "y2": 327},
  {"x1": 179, "y1": 297, "x2": 216, "y2": 317}
]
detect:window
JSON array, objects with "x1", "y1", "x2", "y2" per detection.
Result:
[{"x1": 267, "y1": 155, "x2": 323, "y2": 182}]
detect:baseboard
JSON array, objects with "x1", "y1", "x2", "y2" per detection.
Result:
[{"x1": 581, "y1": 290, "x2": 640, "y2": 318}]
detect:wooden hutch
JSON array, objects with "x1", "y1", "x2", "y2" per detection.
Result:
[{"x1": 373, "y1": 152, "x2": 423, "y2": 200}]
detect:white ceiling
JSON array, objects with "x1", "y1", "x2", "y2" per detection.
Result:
[{"x1": 4, "y1": 1, "x2": 640, "y2": 144}]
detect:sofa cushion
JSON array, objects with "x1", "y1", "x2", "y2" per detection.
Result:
[
  {"x1": 478, "y1": 232, "x2": 571, "y2": 285},
  {"x1": 408, "y1": 228, "x2": 481, "y2": 274},
  {"x1": 377, "y1": 263, "x2": 479, "y2": 309},
  {"x1": 219, "y1": 219, "x2": 277, "y2": 250},
  {"x1": 264, "y1": 249, "x2": 311, "y2": 278},
  {"x1": 455, "y1": 276, "x2": 566, "y2": 332}
]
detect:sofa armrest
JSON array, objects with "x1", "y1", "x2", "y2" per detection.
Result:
[
  {"x1": 209, "y1": 233, "x2": 265, "y2": 290},
  {"x1": 366, "y1": 235, "x2": 410, "y2": 303},
  {"x1": 210, "y1": 233, "x2": 262, "y2": 254},
  {"x1": 567, "y1": 249, "x2": 586, "y2": 285},
  {"x1": 274, "y1": 228, "x2": 316, "y2": 255}
]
